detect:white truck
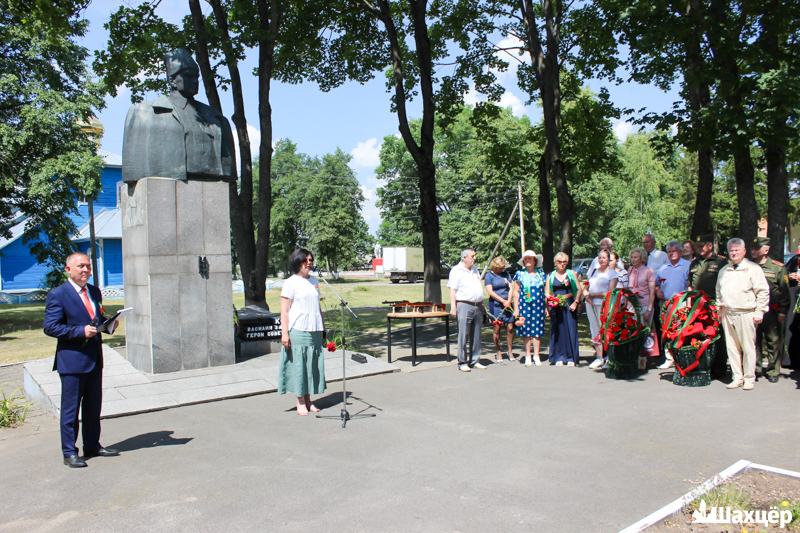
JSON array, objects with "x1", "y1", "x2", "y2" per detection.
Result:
[{"x1": 382, "y1": 246, "x2": 424, "y2": 284}]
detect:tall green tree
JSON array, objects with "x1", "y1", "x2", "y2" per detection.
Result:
[
  {"x1": 0, "y1": 1, "x2": 104, "y2": 275},
  {"x1": 335, "y1": 0, "x2": 500, "y2": 302},
  {"x1": 270, "y1": 141, "x2": 373, "y2": 275}
]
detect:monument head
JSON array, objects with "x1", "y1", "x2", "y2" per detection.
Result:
[
  {"x1": 165, "y1": 49, "x2": 200, "y2": 99},
  {"x1": 122, "y1": 48, "x2": 236, "y2": 183}
]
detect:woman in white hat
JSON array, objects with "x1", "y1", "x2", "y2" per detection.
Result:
[{"x1": 513, "y1": 250, "x2": 546, "y2": 366}]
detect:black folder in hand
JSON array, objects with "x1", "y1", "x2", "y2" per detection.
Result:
[{"x1": 92, "y1": 307, "x2": 132, "y2": 334}]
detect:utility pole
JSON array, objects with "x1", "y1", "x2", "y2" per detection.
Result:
[{"x1": 518, "y1": 183, "x2": 526, "y2": 252}]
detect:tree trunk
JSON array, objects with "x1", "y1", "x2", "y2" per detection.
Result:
[
  {"x1": 190, "y1": 0, "x2": 263, "y2": 306},
  {"x1": 521, "y1": 0, "x2": 571, "y2": 262},
  {"x1": 766, "y1": 143, "x2": 788, "y2": 259},
  {"x1": 732, "y1": 143, "x2": 758, "y2": 245},
  {"x1": 760, "y1": 0, "x2": 790, "y2": 260},
  {"x1": 706, "y1": 0, "x2": 758, "y2": 245},
  {"x1": 253, "y1": 0, "x2": 281, "y2": 308},
  {"x1": 374, "y1": 0, "x2": 442, "y2": 302},
  {"x1": 537, "y1": 154, "x2": 554, "y2": 271},
  {"x1": 684, "y1": 0, "x2": 715, "y2": 240}
]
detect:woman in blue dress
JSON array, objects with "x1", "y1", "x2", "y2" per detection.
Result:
[
  {"x1": 513, "y1": 250, "x2": 546, "y2": 366},
  {"x1": 485, "y1": 256, "x2": 515, "y2": 363},
  {"x1": 545, "y1": 252, "x2": 583, "y2": 366}
]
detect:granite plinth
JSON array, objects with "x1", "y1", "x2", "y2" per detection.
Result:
[{"x1": 120, "y1": 178, "x2": 234, "y2": 373}]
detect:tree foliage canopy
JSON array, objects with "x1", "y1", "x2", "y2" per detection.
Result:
[{"x1": 0, "y1": 0, "x2": 104, "y2": 271}]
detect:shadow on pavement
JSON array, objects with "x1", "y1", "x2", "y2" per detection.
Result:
[{"x1": 110, "y1": 430, "x2": 193, "y2": 452}]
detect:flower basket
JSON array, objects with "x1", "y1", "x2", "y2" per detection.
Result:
[
  {"x1": 599, "y1": 288, "x2": 650, "y2": 380},
  {"x1": 605, "y1": 333, "x2": 649, "y2": 379},
  {"x1": 671, "y1": 338, "x2": 720, "y2": 386},
  {"x1": 660, "y1": 290, "x2": 721, "y2": 387}
]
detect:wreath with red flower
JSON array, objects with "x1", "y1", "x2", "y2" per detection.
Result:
[
  {"x1": 660, "y1": 290, "x2": 720, "y2": 377},
  {"x1": 597, "y1": 288, "x2": 648, "y2": 351}
]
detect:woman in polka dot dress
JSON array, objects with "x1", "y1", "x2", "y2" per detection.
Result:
[{"x1": 513, "y1": 250, "x2": 546, "y2": 366}]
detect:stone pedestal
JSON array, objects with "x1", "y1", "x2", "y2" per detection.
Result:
[{"x1": 120, "y1": 177, "x2": 234, "y2": 374}]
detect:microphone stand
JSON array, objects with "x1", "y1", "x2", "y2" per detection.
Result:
[{"x1": 316, "y1": 272, "x2": 377, "y2": 428}]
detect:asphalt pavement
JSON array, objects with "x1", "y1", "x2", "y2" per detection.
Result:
[{"x1": 1, "y1": 360, "x2": 799, "y2": 532}]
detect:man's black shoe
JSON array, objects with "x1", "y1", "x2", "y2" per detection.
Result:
[
  {"x1": 84, "y1": 447, "x2": 120, "y2": 458},
  {"x1": 767, "y1": 375, "x2": 779, "y2": 383},
  {"x1": 64, "y1": 454, "x2": 88, "y2": 468}
]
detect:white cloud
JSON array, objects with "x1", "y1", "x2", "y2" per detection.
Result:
[
  {"x1": 350, "y1": 138, "x2": 382, "y2": 168},
  {"x1": 492, "y1": 34, "x2": 527, "y2": 81},
  {"x1": 499, "y1": 91, "x2": 526, "y2": 117},
  {"x1": 464, "y1": 84, "x2": 530, "y2": 118},
  {"x1": 613, "y1": 120, "x2": 635, "y2": 143}
]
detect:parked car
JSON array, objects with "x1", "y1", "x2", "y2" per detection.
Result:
[{"x1": 572, "y1": 257, "x2": 593, "y2": 278}]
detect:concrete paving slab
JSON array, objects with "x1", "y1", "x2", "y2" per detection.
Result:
[{"x1": 24, "y1": 345, "x2": 398, "y2": 419}]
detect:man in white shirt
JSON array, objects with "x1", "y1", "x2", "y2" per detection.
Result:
[
  {"x1": 643, "y1": 233, "x2": 668, "y2": 272},
  {"x1": 717, "y1": 238, "x2": 769, "y2": 390},
  {"x1": 448, "y1": 249, "x2": 486, "y2": 371},
  {"x1": 655, "y1": 241, "x2": 691, "y2": 369}
]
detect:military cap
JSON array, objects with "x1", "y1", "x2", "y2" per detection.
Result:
[
  {"x1": 164, "y1": 49, "x2": 198, "y2": 78},
  {"x1": 752, "y1": 236, "x2": 771, "y2": 248},
  {"x1": 693, "y1": 233, "x2": 715, "y2": 244}
]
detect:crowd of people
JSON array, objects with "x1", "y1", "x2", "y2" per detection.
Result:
[{"x1": 447, "y1": 232, "x2": 797, "y2": 391}]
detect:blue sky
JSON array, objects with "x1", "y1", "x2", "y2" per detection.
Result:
[{"x1": 80, "y1": 3, "x2": 680, "y2": 235}]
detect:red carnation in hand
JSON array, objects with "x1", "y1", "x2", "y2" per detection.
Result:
[{"x1": 326, "y1": 341, "x2": 337, "y2": 352}]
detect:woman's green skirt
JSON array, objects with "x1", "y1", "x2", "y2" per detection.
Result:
[{"x1": 278, "y1": 330, "x2": 326, "y2": 396}]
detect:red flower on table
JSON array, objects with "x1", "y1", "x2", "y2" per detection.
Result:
[{"x1": 326, "y1": 341, "x2": 337, "y2": 352}]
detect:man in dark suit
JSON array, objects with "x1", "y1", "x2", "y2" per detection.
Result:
[{"x1": 43, "y1": 252, "x2": 119, "y2": 468}]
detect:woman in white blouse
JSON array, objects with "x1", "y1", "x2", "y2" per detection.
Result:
[
  {"x1": 279, "y1": 248, "x2": 326, "y2": 415},
  {"x1": 585, "y1": 249, "x2": 618, "y2": 369}
]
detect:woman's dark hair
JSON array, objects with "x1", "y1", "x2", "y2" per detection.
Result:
[{"x1": 289, "y1": 248, "x2": 313, "y2": 274}]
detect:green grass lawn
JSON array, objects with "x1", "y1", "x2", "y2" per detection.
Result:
[{"x1": 0, "y1": 278, "x2": 595, "y2": 365}]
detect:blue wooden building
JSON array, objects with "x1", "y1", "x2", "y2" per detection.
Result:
[{"x1": 0, "y1": 159, "x2": 123, "y2": 292}]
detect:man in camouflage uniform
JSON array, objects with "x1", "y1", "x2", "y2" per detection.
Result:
[
  {"x1": 751, "y1": 237, "x2": 790, "y2": 382},
  {"x1": 689, "y1": 233, "x2": 728, "y2": 378}
]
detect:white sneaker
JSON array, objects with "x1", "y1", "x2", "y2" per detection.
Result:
[
  {"x1": 588, "y1": 358, "x2": 603, "y2": 369},
  {"x1": 657, "y1": 361, "x2": 674, "y2": 369},
  {"x1": 472, "y1": 362, "x2": 487, "y2": 370},
  {"x1": 459, "y1": 364, "x2": 471, "y2": 372},
  {"x1": 534, "y1": 357, "x2": 542, "y2": 366},
  {"x1": 566, "y1": 361, "x2": 576, "y2": 367},
  {"x1": 555, "y1": 361, "x2": 564, "y2": 367}
]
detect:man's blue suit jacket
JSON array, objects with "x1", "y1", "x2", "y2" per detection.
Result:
[{"x1": 43, "y1": 282, "x2": 105, "y2": 374}]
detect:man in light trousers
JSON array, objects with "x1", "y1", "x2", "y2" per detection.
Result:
[
  {"x1": 448, "y1": 249, "x2": 486, "y2": 372},
  {"x1": 716, "y1": 238, "x2": 769, "y2": 390}
]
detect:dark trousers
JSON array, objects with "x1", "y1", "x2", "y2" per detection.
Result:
[
  {"x1": 59, "y1": 367, "x2": 102, "y2": 456},
  {"x1": 757, "y1": 310, "x2": 785, "y2": 378}
]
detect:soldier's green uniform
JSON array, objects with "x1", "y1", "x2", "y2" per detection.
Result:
[
  {"x1": 689, "y1": 255, "x2": 727, "y2": 299},
  {"x1": 753, "y1": 237, "x2": 790, "y2": 381},
  {"x1": 689, "y1": 233, "x2": 728, "y2": 378}
]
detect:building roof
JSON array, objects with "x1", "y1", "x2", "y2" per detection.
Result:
[
  {"x1": 73, "y1": 207, "x2": 121, "y2": 241},
  {"x1": 100, "y1": 150, "x2": 122, "y2": 167},
  {"x1": 0, "y1": 215, "x2": 28, "y2": 250}
]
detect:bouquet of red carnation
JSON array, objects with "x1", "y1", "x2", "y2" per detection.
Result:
[
  {"x1": 660, "y1": 290, "x2": 720, "y2": 377},
  {"x1": 598, "y1": 288, "x2": 647, "y2": 351},
  {"x1": 326, "y1": 341, "x2": 337, "y2": 352},
  {"x1": 546, "y1": 295, "x2": 569, "y2": 308}
]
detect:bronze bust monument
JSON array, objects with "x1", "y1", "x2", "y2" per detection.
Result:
[{"x1": 122, "y1": 48, "x2": 236, "y2": 183}]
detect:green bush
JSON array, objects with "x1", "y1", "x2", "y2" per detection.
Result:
[{"x1": 0, "y1": 391, "x2": 30, "y2": 428}]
